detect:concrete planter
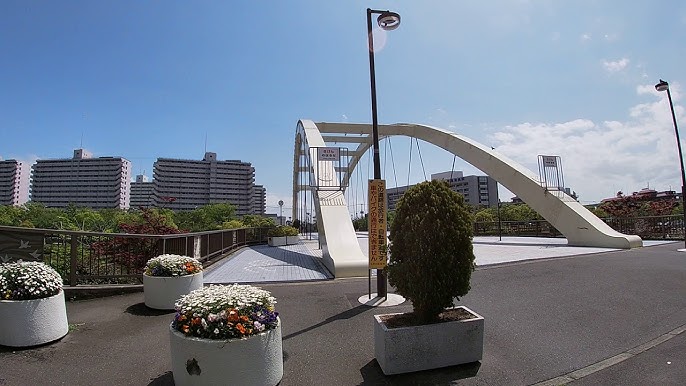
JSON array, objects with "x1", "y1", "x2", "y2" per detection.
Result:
[
  {"x1": 268, "y1": 236, "x2": 287, "y2": 247},
  {"x1": 374, "y1": 306, "x2": 484, "y2": 375},
  {"x1": 0, "y1": 290, "x2": 69, "y2": 347},
  {"x1": 143, "y1": 271, "x2": 203, "y2": 310},
  {"x1": 169, "y1": 318, "x2": 283, "y2": 386},
  {"x1": 268, "y1": 236, "x2": 298, "y2": 246}
]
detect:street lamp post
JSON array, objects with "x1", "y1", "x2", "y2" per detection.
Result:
[
  {"x1": 367, "y1": 8, "x2": 400, "y2": 298},
  {"x1": 278, "y1": 200, "x2": 284, "y2": 225},
  {"x1": 655, "y1": 79, "x2": 686, "y2": 249}
]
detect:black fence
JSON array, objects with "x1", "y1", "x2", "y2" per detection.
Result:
[
  {"x1": 0, "y1": 226, "x2": 269, "y2": 286},
  {"x1": 474, "y1": 215, "x2": 684, "y2": 240}
]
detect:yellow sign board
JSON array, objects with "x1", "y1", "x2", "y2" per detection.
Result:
[{"x1": 368, "y1": 179, "x2": 387, "y2": 269}]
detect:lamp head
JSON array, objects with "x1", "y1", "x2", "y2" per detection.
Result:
[
  {"x1": 655, "y1": 79, "x2": 669, "y2": 92},
  {"x1": 377, "y1": 11, "x2": 401, "y2": 31}
]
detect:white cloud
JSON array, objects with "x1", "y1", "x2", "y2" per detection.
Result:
[
  {"x1": 603, "y1": 58, "x2": 630, "y2": 73},
  {"x1": 581, "y1": 33, "x2": 592, "y2": 41},
  {"x1": 488, "y1": 84, "x2": 684, "y2": 203},
  {"x1": 603, "y1": 33, "x2": 619, "y2": 42}
]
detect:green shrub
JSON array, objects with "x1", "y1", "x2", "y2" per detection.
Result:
[
  {"x1": 388, "y1": 180, "x2": 476, "y2": 324},
  {"x1": 267, "y1": 225, "x2": 299, "y2": 237}
]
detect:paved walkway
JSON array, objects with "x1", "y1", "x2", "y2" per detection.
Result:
[
  {"x1": 204, "y1": 233, "x2": 670, "y2": 284},
  {"x1": 204, "y1": 241, "x2": 332, "y2": 283},
  {"x1": 1, "y1": 242, "x2": 684, "y2": 385}
]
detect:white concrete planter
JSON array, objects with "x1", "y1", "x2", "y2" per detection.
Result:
[
  {"x1": 374, "y1": 306, "x2": 484, "y2": 375},
  {"x1": 0, "y1": 290, "x2": 69, "y2": 347},
  {"x1": 268, "y1": 236, "x2": 299, "y2": 246},
  {"x1": 169, "y1": 318, "x2": 283, "y2": 386},
  {"x1": 268, "y1": 236, "x2": 287, "y2": 247},
  {"x1": 143, "y1": 271, "x2": 203, "y2": 310}
]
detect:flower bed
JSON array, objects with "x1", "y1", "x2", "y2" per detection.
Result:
[
  {"x1": 1, "y1": 261, "x2": 63, "y2": 300},
  {"x1": 172, "y1": 284, "x2": 279, "y2": 339},
  {"x1": 145, "y1": 254, "x2": 203, "y2": 277}
]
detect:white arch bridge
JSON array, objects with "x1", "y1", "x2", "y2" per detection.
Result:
[{"x1": 292, "y1": 120, "x2": 642, "y2": 278}]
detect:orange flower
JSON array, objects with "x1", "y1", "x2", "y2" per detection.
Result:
[
  {"x1": 240, "y1": 315, "x2": 249, "y2": 323},
  {"x1": 191, "y1": 317, "x2": 202, "y2": 326},
  {"x1": 228, "y1": 309, "x2": 239, "y2": 323},
  {"x1": 236, "y1": 324, "x2": 246, "y2": 334},
  {"x1": 182, "y1": 325, "x2": 190, "y2": 333}
]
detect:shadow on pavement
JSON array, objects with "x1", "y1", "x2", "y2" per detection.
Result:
[
  {"x1": 147, "y1": 371, "x2": 173, "y2": 385},
  {"x1": 125, "y1": 302, "x2": 175, "y2": 316},
  {"x1": 283, "y1": 305, "x2": 371, "y2": 341},
  {"x1": 359, "y1": 359, "x2": 481, "y2": 385}
]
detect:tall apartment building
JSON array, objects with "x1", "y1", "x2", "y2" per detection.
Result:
[
  {"x1": 251, "y1": 185, "x2": 266, "y2": 215},
  {"x1": 152, "y1": 152, "x2": 257, "y2": 215},
  {"x1": 385, "y1": 171, "x2": 498, "y2": 210},
  {"x1": 0, "y1": 159, "x2": 30, "y2": 206},
  {"x1": 130, "y1": 174, "x2": 154, "y2": 208},
  {"x1": 30, "y1": 149, "x2": 131, "y2": 209},
  {"x1": 431, "y1": 171, "x2": 498, "y2": 207}
]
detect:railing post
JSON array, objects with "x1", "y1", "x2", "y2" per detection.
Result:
[{"x1": 70, "y1": 234, "x2": 78, "y2": 286}]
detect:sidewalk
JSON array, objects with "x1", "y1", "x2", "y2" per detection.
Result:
[{"x1": 1, "y1": 242, "x2": 684, "y2": 385}]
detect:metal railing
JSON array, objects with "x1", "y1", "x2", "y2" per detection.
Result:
[
  {"x1": 473, "y1": 215, "x2": 684, "y2": 240},
  {"x1": 0, "y1": 225, "x2": 269, "y2": 286}
]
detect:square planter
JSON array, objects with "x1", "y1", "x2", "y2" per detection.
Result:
[
  {"x1": 286, "y1": 235, "x2": 300, "y2": 245},
  {"x1": 374, "y1": 306, "x2": 484, "y2": 375},
  {"x1": 268, "y1": 236, "x2": 287, "y2": 247}
]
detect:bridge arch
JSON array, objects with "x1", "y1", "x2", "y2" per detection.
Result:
[{"x1": 293, "y1": 120, "x2": 642, "y2": 278}]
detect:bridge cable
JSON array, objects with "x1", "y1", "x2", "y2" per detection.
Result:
[
  {"x1": 450, "y1": 154, "x2": 457, "y2": 180},
  {"x1": 407, "y1": 137, "x2": 413, "y2": 186},
  {"x1": 388, "y1": 135, "x2": 399, "y2": 190},
  {"x1": 415, "y1": 137, "x2": 427, "y2": 181}
]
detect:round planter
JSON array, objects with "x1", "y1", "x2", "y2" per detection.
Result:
[
  {"x1": 169, "y1": 318, "x2": 283, "y2": 386},
  {"x1": 144, "y1": 271, "x2": 203, "y2": 310},
  {"x1": 0, "y1": 290, "x2": 69, "y2": 347}
]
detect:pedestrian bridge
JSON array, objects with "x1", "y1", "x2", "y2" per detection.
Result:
[{"x1": 293, "y1": 120, "x2": 642, "y2": 278}]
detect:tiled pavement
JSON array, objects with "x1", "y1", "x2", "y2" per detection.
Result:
[
  {"x1": 204, "y1": 233, "x2": 671, "y2": 284},
  {"x1": 204, "y1": 240, "x2": 333, "y2": 283}
]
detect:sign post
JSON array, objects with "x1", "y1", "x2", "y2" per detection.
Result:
[{"x1": 368, "y1": 179, "x2": 387, "y2": 297}]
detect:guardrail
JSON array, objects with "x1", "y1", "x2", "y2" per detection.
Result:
[
  {"x1": 0, "y1": 225, "x2": 269, "y2": 285},
  {"x1": 474, "y1": 214, "x2": 684, "y2": 240}
]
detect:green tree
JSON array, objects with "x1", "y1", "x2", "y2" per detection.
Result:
[
  {"x1": 388, "y1": 180, "x2": 475, "y2": 324},
  {"x1": 0, "y1": 205, "x2": 23, "y2": 226},
  {"x1": 241, "y1": 214, "x2": 275, "y2": 228}
]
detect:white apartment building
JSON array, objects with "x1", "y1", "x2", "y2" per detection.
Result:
[
  {"x1": 30, "y1": 149, "x2": 132, "y2": 209},
  {"x1": 152, "y1": 152, "x2": 257, "y2": 215},
  {"x1": 130, "y1": 174, "x2": 154, "y2": 208},
  {"x1": 0, "y1": 159, "x2": 30, "y2": 206}
]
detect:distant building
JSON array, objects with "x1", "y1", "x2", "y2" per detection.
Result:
[
  {"x1": 130, "y1": 174, "x2": 154, "y2": 209},
  {"x1": 430, "y1": 171, "x2": 498, "y2": 207},
  {"x1": 601, "y1": 188, "x2": 677, "y2": 203},
  {"x1": 30, "y1": 149, "x2": 131, "y2": 209},
  {"x1": 385, "y1": 171, "x2": 498, "y2": 210},
  {"x1": 251, "y1": 185, "x2": 266, "y2": 215},
  {"x1": 0, "y1": 159, "x2": 30, "y2": 206},
  {"x1": 152, "y1": 152, "x2": 257, "y2": 215}
]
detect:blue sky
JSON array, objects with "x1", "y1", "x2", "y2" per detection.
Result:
[{"x1": 1, "y1": 0, "x2": 685, "y2": 214}]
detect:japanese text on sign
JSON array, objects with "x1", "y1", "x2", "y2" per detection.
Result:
[
  {"x1": 317, "y1": 147, "x2": 340, "y2": 161},
  {"x1": 368, "y1": 179, "x2": 387, "y2": 269},
  {"x1": 542, "y1": 155, "x2": 557, "y2": 168}
]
